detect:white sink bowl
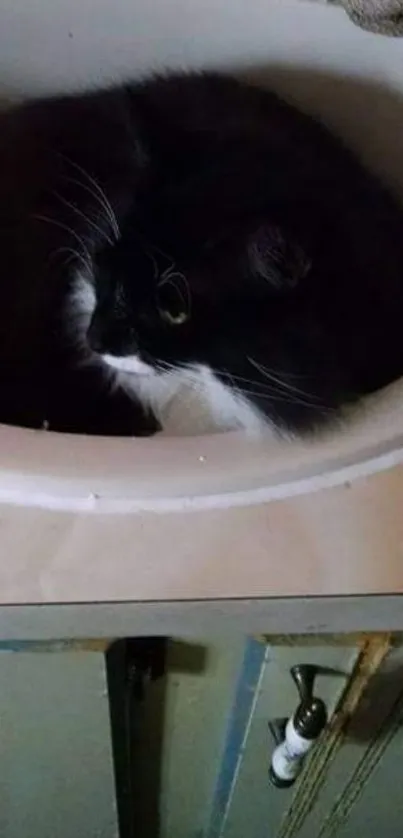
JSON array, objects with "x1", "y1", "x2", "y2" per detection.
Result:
[{"x1": 1, "y1": 378, "x2": 403, "y2": 606}]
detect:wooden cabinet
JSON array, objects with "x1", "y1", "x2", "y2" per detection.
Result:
[
  {"x1": 1, "y1": 634, "x2": 403, "y2": 836},
  {"x1": 207, "y1": 636, "x2": 398, "y2": 838}
]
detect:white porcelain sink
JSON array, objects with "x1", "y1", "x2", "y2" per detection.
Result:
[
  {"x1": 1, "y1": 378, "x2": 403, "y2": 607},
  {"x1": 1, "y1": 381, "x2": 403, "y2": 514}
]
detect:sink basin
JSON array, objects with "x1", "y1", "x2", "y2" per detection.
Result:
[{"x1": 1, "y1": 378, "x2": 403, "y2": 606}]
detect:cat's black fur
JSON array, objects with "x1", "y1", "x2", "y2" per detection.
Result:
[{"x1": 1, "y1": 71, "x2": 403, "y2": 435}]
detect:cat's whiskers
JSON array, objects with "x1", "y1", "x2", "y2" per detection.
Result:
[
  {"x1": 247, "y1": 356, "x2": 320, "y2": 400},
  {"x1": 133, "y1": 228, "x2": 181, "y2": 280},
  {"x1": 34, "y1": 214, "x2": 93, "y2": 270},
  {"x1": 51, "y1": 190, "x2": 114, "y2": 247},
  {"x1": 247, "y1": 356, "x2": 330, "y2": 410},
  {"x1": 56, "y1": 152, "x2": 120, "y2": 240},
  {"x1": 50, "y1": 245, "x2": 92, "y2": 276},
  {"x1": 141, "y1": 235, "x2": 176, "y2": 275},
  {"x1": 157, "y1": 359, "x2": 334, "y2": 414},
  {"x1": 158, "y1": 361, "x2": 280, "y2": 397},
  {"x1": 154, "y1": 360, "x2": 297, "y2": 404},
  {"x1": 142, "y1": 245, "x2": 160, "y2": 279},
  {"x1": 60, "y1": 174, "x2": 120, "y2": 243}
]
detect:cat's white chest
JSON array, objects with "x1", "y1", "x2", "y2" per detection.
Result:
[{"x1": 102, "y1": 354, "x2": 266, "y2": 436}]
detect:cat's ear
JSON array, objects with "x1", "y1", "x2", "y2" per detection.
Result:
[{"x1": 247, "y1": 224, "x2": 311, "y2": 291}]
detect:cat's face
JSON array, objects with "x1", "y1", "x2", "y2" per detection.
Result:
[{"x1": 87, "y1": 222, "x2": 312, "y2": 433}]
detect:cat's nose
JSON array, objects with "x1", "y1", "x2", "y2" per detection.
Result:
[
  {"x1": 87, "y1": 315, "x2": 119, "y2": 354},
  {"x1": 87, "y1": 314, "x2": 137, "y2": 356},
  {"x1": 87, "y1": 317, "x2": 105, "y2": 353}
]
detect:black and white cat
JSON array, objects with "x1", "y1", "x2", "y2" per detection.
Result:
[{"x1": 1, "y1": 71, "x2": 403, "y2": 437}]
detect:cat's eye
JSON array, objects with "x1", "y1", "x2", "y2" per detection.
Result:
[
  {"x1": 160, "y1": 308, "x2": 188, "y2": 326},
  {"x1": 156, "y1": 273, "x2": 190, "y2": 326}
]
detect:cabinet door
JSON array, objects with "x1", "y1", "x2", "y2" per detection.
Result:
[
  {"x1": 207, "y1": 636, "x2": 391, "y2": 838},
  {"x1": 298, "y1": 639, "x2": 403, "y2": 838},
  {"x1": 0, "y1": 647, "x2": 118, "y2": 838}
]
